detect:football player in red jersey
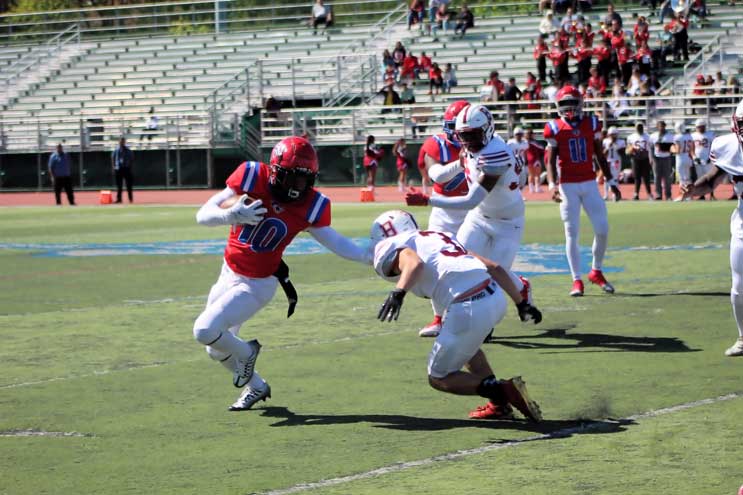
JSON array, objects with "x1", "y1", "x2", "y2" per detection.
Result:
[
  {"x1": 415, "y1": 99, "x2": 471, "y2": 337},
  {"x1": 193, "y1": 136, "x2": 371, "y2": 411},
  {"x1": 544, "y1": 86, "x2": 619, "y2": 297}
]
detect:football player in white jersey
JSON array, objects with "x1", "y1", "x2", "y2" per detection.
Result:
[
  {"x1": 371, "y1": 210, "x2": 543, "y2": 420},
  {"x1": 507, "y1": 127, "x2": 529, "y2": 169},
  {"x1": 691, "y1": 119, "x2": 716, "y2": 200},
  {"x1": 681, "y1": 99, "x2": 743, "y2": 357},
  {"x1": 406, "y1": 104, "x2": 532, "y2": 323},
  {"x1": 602, "y1": 127, "x2": 626, "y2": 201},
  {"x1": 672, "y1": 121, "x2": 695, "y2": 193}
]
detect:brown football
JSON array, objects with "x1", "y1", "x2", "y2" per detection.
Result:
[{"x1": 219, "y1": 194, "x2": 256, "y2": 209}]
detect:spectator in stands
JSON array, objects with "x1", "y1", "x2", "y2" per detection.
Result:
[
  {"x1": 534, "y1": 37, "x2": 549, "y2": 82},
  {"x1": 382, "y1": 49, "x2": 395, "y2": 67},
  {"x1": 383, "y1": 64, "x2": 397, "y2": 87},
  {"x1": 392, "y1": 41, "x2": 406, "y2": 67},
  {"x1": 453, "y1": 4, "x2": 474, "y2": 38},
  {"x1": 667, "y1": 12, "x2": 689, "y2": 62},
  {"x1": 48, "y1": 143, "x2": 75, "y2": 206},
  {"x1": 112, "y1": 137, "x2": 134, "y2": 204},
  {"x1": 523, "y1": 74, "x2": 542, "y2": 117},
  {"x1": 428, "y1": 0, "x2": 441, "y2": 25},
  {"x1": 484, "y1": 70, "x2": 505, "y2": 100},
  {"x1": 587, "y1": 66, "x2": 607, "y2": 95},
  {"x1": 408, "y1": 0, "x2": 425, "y2": 30},
  {"x1": 552, "y1": 0, "x2": 574, "y2": 14},
  {"x1": 443, "y1": 63, "x2": 458, "y2": 93},
  {"x1": 617, "y1": 44, "x2": 634, "y2": 87},
  {"x1": 524, "y1": 128, "x2": 545, "y2": 193},
  {"x1": 689, "y1": 0, "x2": 708, "y2": 19},
  {"x1": 400, "y1": 51, "x2": 420, "y2": 83},
  {"x1": 539, "y1": 10, "x2": 560, "y2": 38},
  {"x1": 543, "y1": 78, "x2": 560, "y2": 102},
  {"x1": 428, "y1": 62, "x2": 443, "y2": 95},
  {"x1": 140, "y1": 107, "x2": 159, "y2": 143},
  {"x1": 573, "y1": 37, "x2": 593, "y2": 84},
  {"x1": 627, "y1": 65, "x2": 646, "y2": 96},
  {"x1": 626, "y1": 122, "x2": 653, "y2": 200},
  {"x1": 363, "y1": 135, "x2": 384, "y2": 189},
  {"x1": 634, "y1": 16, "x2": 650, "y2": 47},
  {"x1": 432, "y1": 3, "x2": 452, "y2": 39},
  {"x1": 594, "y1": 38, "x2": 612, "y2": 84},
  {"x1": 603, "y1": 3, "x2": 622, "y2": 28},
  {"x1": 393, "y1": 138, "x2": 410, "y2": 192},
  {"x1": 310, "y1": 0, "x2": 333, "y2": 33},
  {"x1": 659, "y1": 0, "x2": 675, "y2": 25},
  {"x1": 419, "y1": 51, "x2": 432, "y2": 72},
  {"x1": 608, "y1": 78, "x2": 629, "y2": 118},
  {"x1": 380, "y1": 84, "x2": 401, "y2": 113},
  {"x1": 649, "y1": 120, "x2": 675, "y2": 200},
  {"x1": 635, "y1": 40, "x2": 653, "y2": 76},
  {"x1": 400, "y1": 83, "x2": 416, "y2": 104},
  {"x1": 561, "y1": 7, "x2": 577, "y2": 31},
  {"x1": 503, "y1": 77, "x2": 522, "y2": 125},
  {"x1": 548, "y1": 40, "x2": 569, "y2": 82},
  {"x1": 575, "y1": 21, "x2": 595, "y2": 47},
  {"x1": 727, "y1": 75, "x2": 741, "y2": 102},
  {"x1": 265, "y1": 95, "x2": 281, "y2": 119}
]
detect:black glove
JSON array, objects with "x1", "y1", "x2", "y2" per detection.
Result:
[
  {"x1": 378, "y1": 289, "x2": 406, "y2": 322},
  {"x1": 517, "y1": 300, "x2": 542, "y2": 324},
  {"x1": 273, "y1": 259, "x2": 298, "y2": 318}
]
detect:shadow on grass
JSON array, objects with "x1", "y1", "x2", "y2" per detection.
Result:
[
  {"x1": 488, "y1": 326, "x2": 699, "y2": 353},
  {"x1": 259, "y1": 406, "x2": 634, "y2": 437}
]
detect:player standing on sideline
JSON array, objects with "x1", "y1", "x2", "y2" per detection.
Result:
[
  {"x1": 507, "y1": 126, "x2": 529, "y2": 198},
  {"x1": 681, "y1": 99, "x2": 743, "y2": 356},
  {"x1": 193, "y1": 137, "x2": 371, "y2": 411},
  {"x1": 691, "y1": 119, "x2": 716, "y2": 200},
  {"x1": 406, "y1": 104, "x2": 533, "y2": 333},
  {"x1": 544, "y1": 85, "x2": 619, "y2": 297},
  {"x1": 415, "y1": 100, "x2": 471, "y2": 337},
  {"x1": 602, "y1": 127, "x2": 625, "y2": 201},
  {"x1": 371, "y1": 210, "x2": 543, "y2": 420},
  {"x1": 672, "y1": 121, "x2": 695, "y2": 197}
]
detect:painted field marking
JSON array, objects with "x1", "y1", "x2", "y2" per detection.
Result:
[
  {"x1": 0, "y1": 429, "x2": 93, "y2": 438},
  {"x1": 255, "y1": 392, "x2": 743, "y2": 495}
]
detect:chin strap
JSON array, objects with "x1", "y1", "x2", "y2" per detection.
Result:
[{"x1": 273, "y1": 259, "x2": 298, "y2": 318}]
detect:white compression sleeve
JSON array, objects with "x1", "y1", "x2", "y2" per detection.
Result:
[
  {"x1": 428, "y1": 182, "x2": 488, "y2": 210},
  {"x1": 428, "y1": 161, "x2": 463, "y2": 184},
  {"x1": 196, "y1": 187, "x2": 236, "y2": 226},
  {"x1": 308, "y1": 226, "x2": 372, "y2": 265}
]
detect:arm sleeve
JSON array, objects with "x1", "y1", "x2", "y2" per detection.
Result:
[
  {"x1": 195, "y1": 187, "x2": 235, "y2": 226},
  {"x1": 428, "y1": 160, "x2": 462, "y2": 184},
  {"x1": 428, "y1": 182, "x2": 488, "y2": 209},
  {"x1": 308, "y1": 226, "x2": 372, "y2": 265}
]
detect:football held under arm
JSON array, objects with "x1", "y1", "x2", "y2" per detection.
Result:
[
  {"x1": 195, "y1": 187, "x2": 240, "y2": 226},
  {"x1": 308, "y1": 226, "x2": 373, "y2": 265},
  {"x1": 425, "y1": 153, "x2": 462, "y2": 184}
]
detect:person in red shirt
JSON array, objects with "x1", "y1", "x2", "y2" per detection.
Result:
[
  {"x1": 543, "y1": 86, "x2": 619, "y2": 297},
  {"x1": 557, "y1": 25, "x2": 571, "y2": 48},
  {"x1": 419, "y1": 51, "x2": 432, "y2": 72},
  {"x1": 363, "y1": 135, "x2": 385, "y2": 187},
  {"x1": 524, "y1": 128, "x2": 545, "y2": 193},
  {"x1": 593, "y1": 37, "x2": 612, "y2": 84},
  {"x1": 572, "y1": 37, "x2": 594, "y2": 84},
  {"x1": 616, "y1": 44, "x2": 634, "y2": 86},
  {"x1": 587, "y1": 66, "x2": 607, "y2": 96},
  {"x1": 533, "y1": 36, "x2": 549, "y2": 82},
  {"x1": 666, "y1": 13, "x2": 689, "y2": 61},
  {"x1": 486, "y1": 70, "x2": 505, "y2": 96},
  {"x1": 193, "y1": 136, "x2": 371, "y2": 410},
  {"x1": 692, "y1": 74, "x2": 707, "y2": 96},
  {"x1": 575, "y1": 22, "x2": 595, "y2": 47},
  {"x1": 408, "y1": 0, "x2": 424, "y2": 30},
  {"x1": 633, "y1": 16, "x2": 650, "y2": 47},
  {"x1": 428, "y1": 62, "x2": 443, "y2": 95},
  {"x1": 548, "y1": 41, "x2": 569, "y2": 82},
  {"x1": 400, "y1": 52, "x2": 419, "y2": 82},
  {"x1": 634, "y1": 40, "x2": 653, "y2": 76}
]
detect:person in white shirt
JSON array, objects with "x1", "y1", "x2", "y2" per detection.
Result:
[
  {"x1": 649, "y1": 120, "x2": 675, "y2": 200},
  {"x1": 672, "y1": 121, "x2": 695, "y2": 191},
  {"x1": 310, "y1": 0, "x2": 333, "y2": 31},
  {"x1": 507, "y1": 127, "x2": 529, "y2": 167},
  {"x1": 539, "y1": 11, "x2": 560, "y2": 38},
  {"x1": 602, "y1": 127, "x2": 625, "y2": 201},
  {"x1": 691, "y1": 118, "x2": 716, "y2": 199},
  {"x1": 626, "y1": 123, "x2": 653, "y2": 200}
]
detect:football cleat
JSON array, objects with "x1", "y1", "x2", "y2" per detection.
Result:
[
  {"x1": 469, "y1": 401, "x2": 514, "y2": 420},
  {"x1": 419, "y1": 315, "x2": 442, "y2": 337},
  {"x1": 228, "y1": 383, "x2": 271, "y2": 411},
  {"x1": 519, "y1": 275, "x2": 533, "y2": 305},
  {"x1": 500, "y1": 376, "x2": 542, "y2": 422},
  {"x1": 724, "y1": 337, "x2": 743, "y2": 357},
  {"x1": 570, "y1": 279, "x2": 584, "y2": 297},
  {"x1": 588, "y1": 269, "x2": 615, "y2": 294},
  {"x1": 233, "y1": 339, "x2": 261, "y2": 388}
]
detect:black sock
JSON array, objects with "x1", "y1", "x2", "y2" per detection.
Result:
[{"x1": 476, "y1": 375, "x2": 507, "y2": 404}]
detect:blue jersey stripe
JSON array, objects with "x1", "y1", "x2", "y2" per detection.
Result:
[
  {"x1": 240, "y1": 161, "x2": 259, "y2": 192},
  {"x1": 307, "y1": 192, "x2": 329, "y2": 224}
]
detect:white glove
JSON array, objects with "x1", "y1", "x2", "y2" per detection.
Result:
[{"x1": 228, "y1": 195, "x2": 267, "y2": 225}]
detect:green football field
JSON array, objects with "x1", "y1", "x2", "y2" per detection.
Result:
[{"x1": 1, "y1": 201, "x2": 741, "y2": 495}]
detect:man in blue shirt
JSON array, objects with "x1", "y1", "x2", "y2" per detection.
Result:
[
  {"x1": 112, "y1": 137, "x2": 134, "y2": 203},
  {"x1": 48, "y1": 143, "x2": 75, "y2": 206}
]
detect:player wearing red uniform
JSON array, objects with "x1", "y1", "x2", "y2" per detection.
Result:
[
  {"x1": 416, "y1": 100, "x2": 470, "y2": 337},
  {"x1": 193, "y1": 136, "x2": 371, "y2": 411},
  {"x1": 544, "y1": 86, "x2": 619, "y2": 297}
]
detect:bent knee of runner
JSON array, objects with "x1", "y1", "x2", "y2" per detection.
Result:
[
  {"x1": 193, "y1": 315, "x2": 223, "y2": 346},
  {"x1": 205, "y1": 345, "x2": 231, "y2": 362}
]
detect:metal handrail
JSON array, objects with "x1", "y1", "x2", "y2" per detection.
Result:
[{"x1": 683, "y1": 34, "x2": 722, "y2": 81}]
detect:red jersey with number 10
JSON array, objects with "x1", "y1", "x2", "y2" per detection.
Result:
[
  {"x1": 543, "y1": 115, "x2": 602, "y2": 183},
  {"x1": 224, "y1": 161, "x2": 331, "y2": 278},
  {"x1": 417, "y1": 133, "x2": 469, "y2": 197}
]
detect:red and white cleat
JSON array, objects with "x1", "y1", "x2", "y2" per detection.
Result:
[
  {"x1": 418, "y1": 315, "x2": 442, "y2": 337},
  {"x1": 570, "y1": 279, "x2": 584, "y2": 297},
  {"x1": 468, "y1": 401, "x2": 514, "y2": 420},
  {"x1": 519, "y1": 275, "x2": 532, "y2": 304},
  {"x1": 588, "y1": 269, "x2": 615, "y2": 293}
]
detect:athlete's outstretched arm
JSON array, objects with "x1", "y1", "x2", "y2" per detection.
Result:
[
  {"x1": 196, "y1": 187, "x2": 267, "y2": 226},
  {"x1": 377, "y1": 247, "x2": 423, "y2": 322},
  {"x1": 308, "y1": 226, "x2": 373, "y2": 264},
  {"x1": 681, "y1": 165, "x2": 727, "y2": 198}
]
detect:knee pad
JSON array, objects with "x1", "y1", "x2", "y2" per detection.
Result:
[{"x1": 206, "y1": 346, "x2": 231, "y2": 362}]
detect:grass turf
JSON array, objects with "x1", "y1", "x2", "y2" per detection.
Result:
[{"x1": 0, "y1": 201, "x2": 740, "y2": 494}]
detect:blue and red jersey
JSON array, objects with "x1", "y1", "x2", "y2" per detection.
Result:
[{"x1": 543, "y1": 115, "x2": 602, "y2": 183}]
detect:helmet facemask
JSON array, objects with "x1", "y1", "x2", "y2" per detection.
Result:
[
  {"x1": 558, "y1": 97, "x2": 582, "y2": 123},
  {"x1": 456, "y1": 128, "x2": 487, "y2": 152},
  {"x1": 269, "y1": 165, "x2": 316, "y2": 203}
]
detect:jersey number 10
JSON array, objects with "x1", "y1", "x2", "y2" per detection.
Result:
[{"x1": 237, "y1": 218, "x2": 288, "y2": 252}]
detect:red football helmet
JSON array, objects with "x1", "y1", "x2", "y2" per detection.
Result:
[
  {"x1": 555, "y1": 85, "x2": 583, "y2": 123},
  {"x1": 269, "y1": 136, "x2": 318, "y2": 202},
  {"x1": 442, "y1": 100, "x2": 470, "y2": 141},
  {"x1": 732, "y1": 98, "x2": 743, "y2": 146}
]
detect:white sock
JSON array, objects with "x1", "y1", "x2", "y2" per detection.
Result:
[
  {"x1": 732, "y1": 292, "x2": 743, "y2": 338},
  {"x1": 565, "y1": 229, "x2": 581, "y2": 281},
  {"x1": 592, "y1": 233, "x2": 608, "y2": 271}
]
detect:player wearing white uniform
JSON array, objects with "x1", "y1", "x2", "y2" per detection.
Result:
[
  {"x1": 602, "y1": 127, "x2": 626, "y2": 201},
  {"x1": 672, "y1": 121, "x2": 695, "y2": 190},
  {"x1": 691, "y1": 119, "x2": 716, "y2": 200},
  {"x1": 371, "y1": 210, "x2": 543, "y2": 420},
  {"x1": 681, "y1": 99, "x2": 743, "y2": 357},
  {"x1": 507, "y1": 127, "x2": 529, "y2": 171}
]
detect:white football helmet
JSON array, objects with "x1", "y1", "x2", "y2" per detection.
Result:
[
  {"x1": 607, "y1": 126, "x2": 618, "y2": 136},
  {"x1": 455, "y1": 104, "x2": 494, "y2": 152},
  {"x1": 674, "y1": 121, "x2": 687, "y2": 134},
  {"x1": 732, "y1": 98, "x2": 743, "y2": 145},
  {"x1": 695, "y1": 118, "x2": 706, "y2": 130},
  {"x1": 370, "y1": 210, "x2": 419, "y2": 248}
]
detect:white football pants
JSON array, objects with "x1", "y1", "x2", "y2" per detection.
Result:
[
  {"x1": 676, "y1": 157, "x2": 693, "y2": 185},
  {"x1": 730, "y1": 210, "x2": 743, "y2": 339},
  {"x1": 559, "y1": 181, "x2": 609, "y2": 281},
  {"x1": 428, "y1": 205, "x2": 468, "y2": 236}
]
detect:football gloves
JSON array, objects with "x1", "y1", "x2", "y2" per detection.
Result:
[
  {"x1": 405, "y1": 189, "x2": 430, "y2": 206},
  {"x1": 516, "y1": 300, "x2": 542, "y2": 324},
  {"x1": 378, "y1": 289, "x2": 407, "y2": 322},
  {"x1": 228, "y1": 195, "x2": 267, "y2": 225}
]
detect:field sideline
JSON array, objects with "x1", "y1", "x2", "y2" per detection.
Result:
[{"x1": 1, "y1": 201, "x2": 741, "y2": 494}]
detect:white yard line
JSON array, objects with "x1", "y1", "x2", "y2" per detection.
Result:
[
  {"x1": 256, "y1": 392, "x2": 743, "y2": 495},
  {"x1": 0, "y1": 429, "x2": 93, "y2": 438}
]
